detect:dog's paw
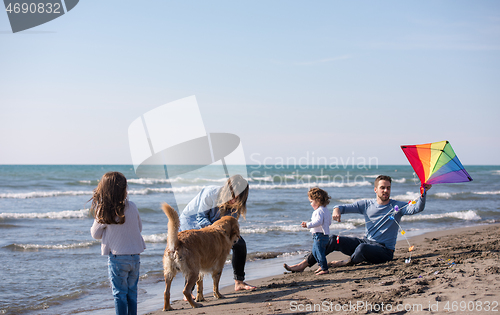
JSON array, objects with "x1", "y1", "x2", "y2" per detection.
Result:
[
  {"x1": 162, "y1": 306, "x2": 174, "y2": 311},
  {"x1": 214, "y1": 293, "x2": 225, "y2": 299},
  {"x1": 190, "y1": 302, "x2": 203, "y2": 308},
  {"x1": 195, "y1": 295, "x2": 206, "y2": 302}
]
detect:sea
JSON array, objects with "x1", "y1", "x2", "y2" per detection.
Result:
[{"x1": 1, "y1": 164, "x2": 499, "y2": 314}]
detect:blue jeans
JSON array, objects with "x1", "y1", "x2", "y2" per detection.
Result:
[
  {"x1": 306, "y1": 235, "x2": 394, "y2": 267},
  {"x1": 312, "y1": 233, "x2": 329, "y2": 271},
  {"x1": 108, "y1": 254, "x2": 140, "y2": 315}
]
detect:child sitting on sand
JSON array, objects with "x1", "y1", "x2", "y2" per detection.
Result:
[{"x1": 301, "y1": 187, "x2": 332, "y2": 275}]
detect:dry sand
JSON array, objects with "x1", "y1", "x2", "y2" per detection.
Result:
[{"x1": 146, "y1": 224, "x2": 500, "y2": 314}]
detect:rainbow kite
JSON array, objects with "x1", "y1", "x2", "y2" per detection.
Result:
[{"x1": 401, "y1": 140, "x2": 472, "y2": 188}]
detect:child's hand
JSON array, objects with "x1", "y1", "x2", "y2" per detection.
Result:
[
  {"x1": 301, "y1": 221, "x2": 307, "y2": 228},
  {"x1": 332, "y1": 207, "x2": 341, "y2": 222}
]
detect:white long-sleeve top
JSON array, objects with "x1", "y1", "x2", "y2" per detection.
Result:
[
  {"x1": 306, "y1": 205, "x2": 332, "y2": 235},
  {"x1": 90, "y1": 201, "x2": 146, "y2": 255}
]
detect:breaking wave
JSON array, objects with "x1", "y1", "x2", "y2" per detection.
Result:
[
  {"x1": 401, "y1": 210, "x2": 481, "y2": 222},
  {"x1": 5, "y1": 241, "x2": 97, "y2": 251},
  {"x1": 0, "y1": 209, "x2": 90, "y2": 220}
]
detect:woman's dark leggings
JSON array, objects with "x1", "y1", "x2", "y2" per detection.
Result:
[
  {"x1": 232, "y1": 237, "x2": 247, "y2": 281},
  {"x1": 306, "y1": 235, "x2": 394, "y2": 267}
]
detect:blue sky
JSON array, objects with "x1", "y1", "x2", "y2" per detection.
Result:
[{"x1": 1, "y1": 1, "x2": 499, "y2": 165}]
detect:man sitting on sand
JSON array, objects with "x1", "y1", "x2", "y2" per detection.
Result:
[{"x1": 284, "y1": 175, "x2": 432, "y2": 271}]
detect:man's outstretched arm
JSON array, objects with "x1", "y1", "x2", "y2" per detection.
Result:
[{"x1": 403, "y1": 184, "x2": 432, "y2": 215}]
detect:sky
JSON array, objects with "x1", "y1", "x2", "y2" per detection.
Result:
[{"x1": 1, "y1": 1, "x2": 499, "y2": 166}]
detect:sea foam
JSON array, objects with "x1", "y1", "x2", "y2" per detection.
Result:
[
  {"x1": 142, "y1": 233, "x2": 168, "y2": 243},
  {"x1": 0, "y1": 209, "x2": 90, "y2": 220},
  {"x1": 250, "y1": 180, "x2": 372, "y2": 190},
  {"x1": 6, "y1": 241, "x2": 97, "y2": 251},
  {"x1": 434, "y1": 192, "x2": 454, "y2": 199},
  {"x1": 392, "y1": 192, "x2": 421, "y2": 201},
  {"x1": 0, "y1": 190, "x2": 92, "y2": 199},
  {"x1": 401, "y1": 210, "x2": 481, "y2": 222},
  {"x1": 473, "y1": 190, "x2": 500, "y2": 195}
]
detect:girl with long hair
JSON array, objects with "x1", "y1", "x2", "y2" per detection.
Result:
[{"x1": 90, "y1": 172, "x2": 146, "y2": 315}]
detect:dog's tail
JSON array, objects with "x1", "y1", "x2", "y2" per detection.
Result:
[{"x1": 162, "y1": 203, "x2": 180, "y2": 253}]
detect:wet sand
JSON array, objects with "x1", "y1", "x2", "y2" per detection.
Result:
[{"x1": 146, "y1": 224, "x2": 500, "y2": 314}]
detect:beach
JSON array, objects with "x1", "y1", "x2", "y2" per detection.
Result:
[
  {"x1": 146, "y1": 223, "x2": 500, "y2": 314},
  {"x1": 1, "y1": 165, "x2": 499, "y2": 314}
]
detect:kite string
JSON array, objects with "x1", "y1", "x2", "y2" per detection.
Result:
[
  {"x1": 363, "y1": 198, "x2": 418, "y2": 263},
  {"x1": 390, "y1": 214, "x2": 413, "y2": 262},
  {"x1": 392, "y1": 201, "x2": 417, "y2": 263},
  {"x1": 412, "y1": 171, "x2": 421, "y2": 186}
]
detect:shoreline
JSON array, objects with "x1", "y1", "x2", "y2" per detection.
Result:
[{"x1": 144, "y1": 223, "x2": 500, "y2": 314}]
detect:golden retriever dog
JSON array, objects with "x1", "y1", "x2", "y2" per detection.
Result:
[{"x1": 161, "y1": 203, "x2": 240, "y2": 311}]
